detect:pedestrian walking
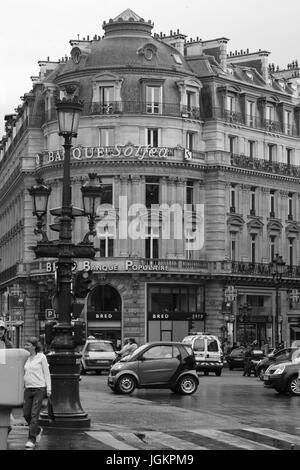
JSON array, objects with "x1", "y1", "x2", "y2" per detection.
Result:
[
  {"x1": 242, "y1": 340, "x2": 258, "y2": 376},
  {"x1": 0, "y1": 320, "x2": 13, "y2": 349},
  {"x1": 0, "y1": 320, "x2": 15, "y2": 434},
  {"x1": 23, "y1": 337, "x2": 51, "y2": 449}
]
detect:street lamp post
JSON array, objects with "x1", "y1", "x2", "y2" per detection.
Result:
[
  {"x1": 270, "y1": 253, "x2": 286, "y2": 348},
  {"x1": 29, "y1": 93, "x2": 103, "y2": 428}
]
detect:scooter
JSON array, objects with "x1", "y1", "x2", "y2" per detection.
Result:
[{"x1": 247, "y1": 350, "x2": 265, "y2": 376}]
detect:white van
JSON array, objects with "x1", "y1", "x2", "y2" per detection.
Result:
[{"x1": 182, "y1": 332, "x2": 224, "y2": 376}]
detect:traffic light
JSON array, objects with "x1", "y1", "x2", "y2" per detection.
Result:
[
  {"x1": 73, "y1": 321, "x2": 86, "y2": 346},
  {"x1": 74, "y1": 270, "x2": 92, "y2": 298},
  {"x1": 45, "y1": 320, "x2": 57, "y2": 345}
]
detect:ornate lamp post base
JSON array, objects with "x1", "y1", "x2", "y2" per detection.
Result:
[{"x1": 39, "y1": 349, "x2": 90, "y2": 428}]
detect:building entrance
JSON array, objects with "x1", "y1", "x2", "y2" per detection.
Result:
[{"x1": 87, "y1": 284, "x2": 121, "y2": 349}]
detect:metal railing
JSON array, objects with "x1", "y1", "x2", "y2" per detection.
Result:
[
  {"x1": 88, "y1": 101, "x2": 201, "y2": 119},
  {"x1": 230, "y1": 153, "x2": 300, "y2": 177},
  {"x1": 204, "y1": 107, "x2": 300, "y2": 138}
]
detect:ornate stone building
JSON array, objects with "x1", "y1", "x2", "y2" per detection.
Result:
[{"x1": 1, "y1": 8, "x2": 300, "y2": 348}]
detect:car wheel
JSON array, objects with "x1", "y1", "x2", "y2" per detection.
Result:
[
  {"x1": 116, "y1": 374, "x2": 137, "y2": 394},
  {"x1": 177, "y1": 375, "x2": 198, "y2": 395},
  {"x1": 215, "y1": 369, "x2": 222, "y2": 377},
  {"x1": 95, "y1": 370, "x2": 102, "y2": 375},
  {"x1": 287, "y1": 376, "x2": 300, "y2": 396},
  {"x1": 229, "y1": 365, "x2": 234, "y2": 371},
  {"x1": 204, "y1": 370, "x2": 209, "y2": 376}
]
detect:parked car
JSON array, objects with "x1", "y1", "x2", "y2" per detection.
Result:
[
  {"x1": 182, "y1": 333, "x2": 223, "y2": 376},
  {"x1": 256, "y1": 347, "x2": 300, "y2": 380},
  {"x1": 107, "y1": 341, "x2": 199, "y2": 395},
  {"x1": 80, "y1": 339, "x2": 117, "y2": 375},
  {"x1": 226, "y1": 346, "x2": 246, "y2": 370},
  {"x1": 263, "y1": 355, "x2": 300, "y2": 396}
]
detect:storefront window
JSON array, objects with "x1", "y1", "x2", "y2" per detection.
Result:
[{"x1": 147, "y1": 284, "x2": 205, "y2": 342}]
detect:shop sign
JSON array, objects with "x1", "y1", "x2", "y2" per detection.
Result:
[
  {"x1": 45, "y1": 260, "x2": 169, "y2": 273},
  {"x1": 148, "y1": 312, "x2": 205, "y2": 321},
  {"x1": 87, "y1": 310, "x2": 121, "y2": 321},
  {"x1": 80, "y1": 260, "x2": 169, "y2": 272},
  {"x1": 37, "y1": 145, "x2": 178, "y2": 165}
]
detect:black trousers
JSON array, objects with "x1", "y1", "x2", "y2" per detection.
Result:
[{"x1": 23, "y1": 387, "x2": 46, "y2": 443}]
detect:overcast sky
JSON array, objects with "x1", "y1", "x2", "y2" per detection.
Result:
[{"x1": 1, "y1": 0, "x2": 300, "y2": 137}]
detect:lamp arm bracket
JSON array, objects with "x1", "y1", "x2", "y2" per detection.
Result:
[{"x1": 34, "y1": 228, "x2": 49, "y2": 242}]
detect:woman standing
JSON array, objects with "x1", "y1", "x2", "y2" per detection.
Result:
[{"x1": 23, "y1": 337, "x2": 51, "y2": 449}]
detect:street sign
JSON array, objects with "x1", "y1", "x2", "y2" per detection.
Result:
[{"x1": 45, "y1": 309, "x2": 57, "y2": 320}]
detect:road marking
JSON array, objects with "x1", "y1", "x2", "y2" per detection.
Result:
[
  {"x1": 243, "y1": 428, "x2": 300, "y2": 446},
  {"x1": 86, "y1": 431, "x2": 137, "y2": 450},
  {"x1": 142, "y1": 431, "x2": 208, "y2": 450},
  {"x1": 190, "y1": 429, "x2": 278, "y2": 450}
]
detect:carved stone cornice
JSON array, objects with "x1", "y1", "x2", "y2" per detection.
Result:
[{"x1": 241, "y1": 184, "x2": 252, "y2": 192}]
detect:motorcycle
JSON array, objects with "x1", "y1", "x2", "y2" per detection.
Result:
[{"x1": 247, "y1": 349, "x2": 265, "y2": 376}]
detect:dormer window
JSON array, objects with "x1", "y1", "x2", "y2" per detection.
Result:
[{"x1": 172, "y1": 54, "x2": 183, "y2": 65}]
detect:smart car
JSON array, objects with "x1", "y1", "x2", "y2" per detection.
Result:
[
  {"x1": 80, "y1": 339, "x2": 116, "y2": 375},
  {"x1": 107, "y1": 341, "x2": 199, "y2": 395}
]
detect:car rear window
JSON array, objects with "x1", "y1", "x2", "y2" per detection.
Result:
[
  {"x1": 86, "y1": 342, "x2": 114, "y2": 352},
  {"x1": 207, "y1": 339, "x2": 219, "y2": 352},
  {"x1": 230, "y1": 348, "x2": 244, "y2": 356},
  {"x1": 193, "y1": 338, "x2": 205, "y2": 352}
]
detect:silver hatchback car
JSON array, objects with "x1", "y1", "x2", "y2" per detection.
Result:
[{"x1": 80, "y1": 339, "x2": 116, "y2": 375}]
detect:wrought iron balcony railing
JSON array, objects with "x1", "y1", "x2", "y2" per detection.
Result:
[
  {"x1": 230, "y1": 153, "x2": 300, "y2": 177},
  {"x1": 204, "y1": 107, "x2": 300, "y2": 138}
]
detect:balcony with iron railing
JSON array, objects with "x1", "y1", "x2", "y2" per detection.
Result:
[
  {"x1": 230, "y1": 153, "x2": 300, "y2": 177},
  {"x1": 88, "y1": 101, "x2": 202, "y2": 119},
  {"x1": 204, "y1": 107, "x2": 300, "y2": 138}
]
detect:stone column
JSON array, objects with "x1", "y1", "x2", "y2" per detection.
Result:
[
  {"x1": 167, "y1": 177, "x2": 177, "y2": 258},
  {"x1": 119, "y1": 175, "x2": 129, "y2": 257},
  {"x1": 160, "y1": 177, "x2": 168, "y2": 259},
  {"x1": 176, "y1": 177, "x2": 186, "y2": 257},
  {"x1": 114, "y1": 176, "x2": 121, "y2": 257},
  {"x1": 131, "y1": 175, "x2": 144, "y2": 257}
]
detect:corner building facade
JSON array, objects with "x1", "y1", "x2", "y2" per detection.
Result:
[{"x1": 1, "y1": 8, "x2": 300, "y2": 348}]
